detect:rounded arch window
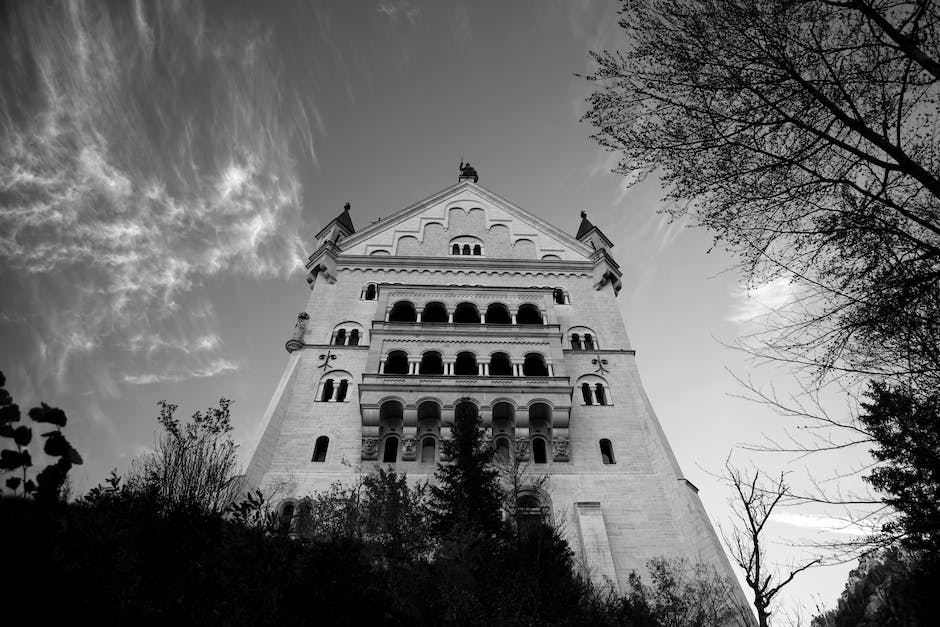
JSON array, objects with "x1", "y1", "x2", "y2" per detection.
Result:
[
  {"x1": 494, "y1": 436, "x2": 511, "y2": 463},
  {"x1": 277, "y1": 500, "x2": 296, "y2": 532},
  {"x1": 568, "y1": 326, "x2": 599, "y2": 350},
  {"x1": 450, "y1": 236, "x2": 484, "y2": 256},
  {"x1": 454, "y1": 351, "x2": 478, "y2": 376},
  {"x1": 389, "y1": 301, "x2": 417, "y2": 323},
  {"x1": 522, "y1": 353, "x2": 548, "y2": 377},
  {"x1": 553, "y1": 288, "x2": 569, "y2": 304},
  {"x1": 384, "y1": 350, "x2": 409, "y2": 375},
  {"x1": 332, "y1": 322, "x2": 365, "y2": 346},
  {"x1": 382, "y1": 436, "x2": 400, "y2": 463},
  {"x1": 318, "y1": 370, "x2": 352, "y2": 402},
  {"x1": 485, "y1": 303, "x2": 511, "y2": 324},
  {"x1": 600, "y1": 439, "x2": 616, "y2": 465},
  {"x1": 422, "y1": 302, "x2": 448, "y2": 323},
  {"x1": 531, "y1": 437, "x2": 548, "y2": 464},
  {"x1": 454, "y1": 399, "x2": 479, "y2": 430},
  {"x1": 454, "y1": 302, "x2": 480, "y2": 324},
  {"x1": 420, "y1": 437, "x2": 437, "y2": 463},
  {"x1": 517, "y1": 491, "x2": 551, "y2": 529},
  {"x1": 312, "y1": 436, "x2": 329, "y2": 462},
  {"x1": 517, "y1": 304, "x2": 543, "y2": 325},
  {"x1": 489, "y1": 352, "x2": 513, "y2": 376},
  {"x1": 362, "y1": 283, "x2": 377, "y2": 300},
  {"x1": 577, "y1": 375, "x2": 612, "y2": 406},
  {"x1": 419, "y1": 351, "x2": 444, "y2": 375}
]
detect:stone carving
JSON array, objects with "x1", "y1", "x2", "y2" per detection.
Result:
[
  {"x1": 285, "y1": 312, "x2": 309, "y2": 353},
  {"x1": 361, "y1": 437, "x2": 378, "y2": 460},
  {"x1": 402, "y1": 436, "x2": 417, "y2": 461},
  {"x1": 317, "y1": 350, "x2": 338, "y2": 371},
  {"x1": 552, "y1": 438, "x2": 570, "y2": 462},
  {"x1": 591, "y1": 356, "x2": 610, "y2": 374},
  {"x1": 516, "y1": 437, "x2": 530, "y2": 461}
]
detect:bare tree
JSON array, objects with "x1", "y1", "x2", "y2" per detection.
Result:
[
  {"x1": 724, "y1": 462, "x2": 822, "y2": 627},
  {"x1": 583, "y1": 0, "x2": 940, "y2": 393}
]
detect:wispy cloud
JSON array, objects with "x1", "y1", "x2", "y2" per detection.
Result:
[
  {"x1": 728, "y1": 278, "x2": 795, "y2": 323},
  {"x1": 376, "y1": 2, "x2": 422, "y2": 24},
  {"x1": 770, "y1": 512, "x2": 870, "y2": 536},
  {"x1": 121, "y1": 359, "x2": 239, "y2": 385},
  {"x1": 0, "y1": 3, "x2": 315, "y2": 391}
]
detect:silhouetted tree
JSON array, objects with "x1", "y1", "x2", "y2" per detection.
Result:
[
  {"x1": 859, "y1": 382, "x2": 940, "y2": 556},
  {"x1": 584, "y1": 0, "x2": 940, "y2": 392},
  {"x1": 429, "y1": 399, "x2": 503, "y2": 537}
]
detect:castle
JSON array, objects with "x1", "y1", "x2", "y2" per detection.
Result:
[{"x1": 245, "y1": 172, "x2": 739, "y2": 591}]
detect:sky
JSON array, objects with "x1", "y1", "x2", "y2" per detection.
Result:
[{"x1": 0, "y1": 0, "x2": 876, "y2": 618}]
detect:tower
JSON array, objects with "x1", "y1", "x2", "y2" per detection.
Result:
[{"x1": 245, "y1": 176, "x2": 739, "y2": 592}]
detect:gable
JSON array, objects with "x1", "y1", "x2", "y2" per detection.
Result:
[{"x1": 338, "y1": 183, "x2": 592, "y2": 261}]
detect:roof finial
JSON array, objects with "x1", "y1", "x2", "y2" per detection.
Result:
[
  {"x1": 580, "y1": 210, "x2": 587, "y2": 218},
  {"x1": 344, "y1": 202, "x2": 351, "y2": 212}
]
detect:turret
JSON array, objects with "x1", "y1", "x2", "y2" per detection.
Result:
[
  {"x1": 576, "y1": 211, "x2": 622, "y2": 295},
  {"x1": 306, "y1": 203, "x2": 356, "y2": 286}
]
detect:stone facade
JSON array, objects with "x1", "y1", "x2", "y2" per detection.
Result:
[{"x1": 245, "y1": 180, "x2": 741, "y2": 595}]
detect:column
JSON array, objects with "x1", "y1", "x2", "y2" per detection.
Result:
[
  {"x1": 510, "y1": 313, "x2": 517, "y2": 325},
  {"x1": 330, "y1": 381, "x2": 342, "y2": 401},
  {"x1": 481, "y1": 363, "x2": 489, "y2": 376},
  {"x1": 514, "y1": 362, "x2": 522, "y2": 377},
  {"x1": 477, "y1": 362, "x2": 485, "y2": 376},
  {"x1": 384, "y1": 310, "x2": 390, "y2": 322},
  {"x1": 447, "y1": 311, "x2": 454, "y2": 323},
  {"x1": 409, "y1": 359, "x2": 419, "y2": 375},
  {"x1": 542, "y1": 310, "x2": 548, "y2": 325},
  {"x1": 379, "y1": 358, "x2": 386, "y2": 374},
  {"x1": 444, "y1": 359, "x2": 455, "y2": 375},
  {"x1": 546, "y1": 362, "x2": 554, "y2": 377},
  {"x1": 416, "y1": 312, "x2": 422, "y2": 323}
]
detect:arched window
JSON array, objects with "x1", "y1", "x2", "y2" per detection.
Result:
[
  {"x1": 422, "y1": 301, "x2": 448, "y2": 323},
  {"x1": 600, "y1": 439, "x2": 615, "y2": 464},
  {"x1": 348, "y1": 329, "x2": 360, "y2": 345},
  {"x1": 382, "y1": 437, "x2": 399, "y2": 463},
  {"x1": 571, "y1": 334, "x2": 582, "y2": 350},
  {"x1": 454, "y1": 351, "x2": 478, "y2": 376},
  {"x1": 362, "y1": 283, "x2": 377, "y2": 300},
  {"x1": 417, "y1": 400, "x2": 442, "y2": 445},
  {"x1": 494, "y1": 437, "x2": 511, "y2": 462},
  {"x1": 336, "y1": 380, "x2": 349, "y2": 402},
  {"x1": 594, "y1": 383, "x2": 606, "y2": 406},
  {"x1": 581, "y1": 382, "x2": 593, "y2": 405},
  {"x1": 462, "y1": 244, "x2": 471, "y2": 255},
  {"x1": 454, "y1": 302, "x2": 480, "y2": 324},
  {"x1": 568, "y1": 327, "x2": 599, "y2": 350},
  {"x1": 278, "y1": 501, "x2": 295, "y2": 532},
  {"x1": 384, "y1": 350, "x2": 409, "y2": 375},
  {"x1": 452, "y1": 243, "x2": 460, "y2": 255},
  {"x1": 295, "y1": 500, "x2": 313, "y2": 537},
  {"x1": 517, "y1": 492, "x2": 550, "y2": 534},
  {"x1": 553, "y1": 288, "x2": 567, "y2": 304},
  {"x1": 389, "y1": 301, "x2": 417, "y2": 323},
  {"x1": 532, "y1": 438, "x2": 548, "y2": 464},
  {"x1": 312, "y1": 436, "x2": 329, "y2": 462},
  {"x1": 584, "y1": 334, "x2": 595, "y2": 350},
  {"x1": 489, "y1": 352, "x2": 513, "y2": 376},
  {"x1": 576, "y1": 375, "x2": 611, "y2": 405},
  {"x1": 419, "y1": 351, "x2": 444, "y2": 375},
  {"x1": 522, "y1": 353, "x2": 548, "y2": 377},
  {"x1": 320, "y1": 379, "x2": 334, "y2": 402},
  {"x1": 485, "y1": 303, "x2": 511, "y2": 324},
  {"x1": 421, "y1": 437, "x2": 436, "y2": 463},
  {"x1": 473, "y1": 244, "x2": 482, "y2": 255},
  {"x1": 517, "y1": 304, "x2": 543, "y2": 325},
  {"x1": 454, "y1": 400, "x2": 479, "y2": 430},
  {"x1": 334, "y1": 329, "x2": 347, "y2": 345}
]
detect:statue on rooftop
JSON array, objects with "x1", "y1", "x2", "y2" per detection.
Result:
[{"x1": 458, "y1": 161, "x2": 479, "y2": 183}]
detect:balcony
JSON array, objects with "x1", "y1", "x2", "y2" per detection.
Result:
[{"x1": 360, "y1": 373, "x2": 570, "y2": 391}]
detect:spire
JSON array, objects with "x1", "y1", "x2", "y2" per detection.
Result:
[
  {"x1": 576, "y1": 210, "x2": 594, "y2": 239},
  {"x1": 336, "y1": 202, "x2": 355, "y2": 233}
]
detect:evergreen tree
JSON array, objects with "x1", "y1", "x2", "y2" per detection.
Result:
[{"x1": 429, "y1": 399, "x2": 503, "y2": 537}]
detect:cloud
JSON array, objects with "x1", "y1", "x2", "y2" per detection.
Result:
[
  {"x1": 0, "y1": 2, "x2": 317, "y2": 391},
  {"x1": 728, "y1": 277, "x2": 795, "y2": 323},
  {"x1": 770, "y1": 512, "x2": 870, "y2": 536},
  {"x1": 121, "y1": 358, "x2": 239, "y2": 385},
  {"x1": 377, "y1": 2, "x2": 422, "y2": 23}
]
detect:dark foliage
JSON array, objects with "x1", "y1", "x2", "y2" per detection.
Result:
[
  {"x1": 860, "y1": 382, "x2": 940, "y2": 555},
  {"x1": 0, "y1": 370, "x2": 81, "y2": 502},
  {"x1": 812, "y1": 546, "x2": 940, "y2": 627}
]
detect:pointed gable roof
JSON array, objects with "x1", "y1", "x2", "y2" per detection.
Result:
[
  {"x1": 335, "y1": 203, "x2": 355, "y2": 233},
  {"x1": 576, "y1": 211, "x2": 594, "y2": 239},
  {"x1": 337, "y1": 180, "x2": 593, "y2": 259}
]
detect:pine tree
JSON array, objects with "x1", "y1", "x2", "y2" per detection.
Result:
[{"x1": 429, "y1": 399, "x2": 503, "y2": 537}]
